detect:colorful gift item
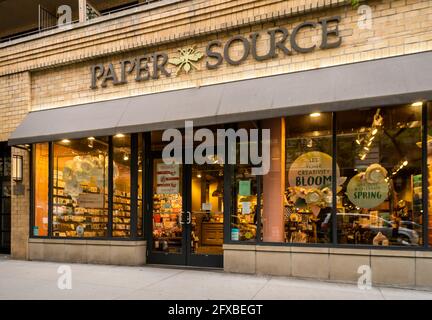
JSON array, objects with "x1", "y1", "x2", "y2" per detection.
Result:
[
  {"x1": 286, "y1": 186, "x2": 334, "y2": 209},
  {"x1": 372, "y1": 231, "x2": 389, "y2": 246}
]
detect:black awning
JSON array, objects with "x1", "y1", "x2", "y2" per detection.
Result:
[{"x1": 9, "y1": 51, "x2": 432, "y2": 145}]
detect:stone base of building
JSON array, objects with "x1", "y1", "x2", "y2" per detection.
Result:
[
  {"x1": 223, "y1": 244, "x2": 432, "y2": 289},
  {"x1": 28, "y1": 239, "x2": 147, "y2": 266}
]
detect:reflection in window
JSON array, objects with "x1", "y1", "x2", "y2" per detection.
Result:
[
  {"x1": 33, "y1": 143, "x2": 49, "y2": 236},
  {"x1": 336, "y1": 105, "x2": 422, "y2": 246},
  {"x1": 113, "y1": 134, "x2": 131, "y2": 237},
  {"x1": 53, "y1": 138, "x2": 109, "y2": 237},
  {"x1": 284, "y1": 113, "x2": 333, "y2": 243}
]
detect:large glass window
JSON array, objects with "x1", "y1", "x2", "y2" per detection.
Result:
[
  {"x1": 427, "y1": 103, "x2": 432, "y2": 246},
  {"x1": 284, "y1": 113, "x2": 333, "y2": 244},
  {"x1": 33, "y1": 143, "x2": 49, "y2": 236},
  {"x1": 31, "y1": 103, "x2": 431, "y2": 247},
  {"x1": 231, "y1": 164, "x2": 258, "y2": 242},
  {"x1": 113, "y1": 134, "x2": 131, "y2": 237},
  {"x1": 230, "y1": 122, "x2": 260, "y2": 242},
  {"x1": 336, "y1": 105, "x2": 423, "y2": 246},
  {"x1": 52, "y1": 138, "x2": 109, "y2": 238}
]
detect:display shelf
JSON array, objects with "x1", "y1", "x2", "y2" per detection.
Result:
[{"x1": 52, "y1": 177, "x2": 132, "y2": 236}]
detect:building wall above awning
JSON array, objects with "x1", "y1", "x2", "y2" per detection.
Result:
[{"x1": 9, "y1": 51, "x2": 432, "y2": 146}]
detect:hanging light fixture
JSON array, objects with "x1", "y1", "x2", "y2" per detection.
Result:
[
  {"x1": 88, "y1": 137, "x2": 94, "y2": 148},
  {"x1": 12, "y1": 155, "x2": 23, "y2": 182}
]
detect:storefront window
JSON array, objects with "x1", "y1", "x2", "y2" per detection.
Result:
[
  {"x1": 230, "y1": 122, "x2": 259, "y2": 242},
  {"x1": 113, "y1": 134, "x2": 131, "y2": 237},
  {"x1": 231, "y1": 164, "x2": 258, "y2": 242},
  {"x1": 33, "y1": 143, "x2": 49, "y2": 236},
  {"x1": 52, "y1": 138, "x2": 109, "y2": 237},
  {"x1": 336, "y1": 105, "x2": 423, "y2": 246},
  {"x1": 427, "y1": 102, "x2": 432, "y2": 246},
  {"x1": 284, "y1": 113, "x2": 333, "y2": 243}
]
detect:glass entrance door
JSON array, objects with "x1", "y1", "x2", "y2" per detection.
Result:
[
  {"x1": 147, "y1": 128, "x2": 224, "y2": 267},
  {"x1": 148, "y1": 158, "x2": 224, "y2": 267},
  {"x1": 188, "y1": 164, "x2": 224, "y2": 267},
  {"x1": 149, "y1": 158, "x2": 186, "y2": 265}
]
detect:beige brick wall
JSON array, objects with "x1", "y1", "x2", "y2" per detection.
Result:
[
  {"x1": 28, "y1": 0, "x2": 432, "y2": 111},
  {"x1": 10, "y1": 147, "x2": 30, "y2": 259},
  {"x1": 0, "y1": 72, "x2": 31, "y2": 141},
  {"x1": 0, "y1": 0, "x2": 348, "y2": 76}
]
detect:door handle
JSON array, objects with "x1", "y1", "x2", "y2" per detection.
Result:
[
  {"x1": 179, "y1": 212, "x2": 185, "y2": 225},
  {"x1": 186, "y1": 211, "x2": 192, "y2": 224}
]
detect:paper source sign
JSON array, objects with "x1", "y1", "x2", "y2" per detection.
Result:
[{"x1": 156, "y1": 163, "x2": 180, "y2": 194}]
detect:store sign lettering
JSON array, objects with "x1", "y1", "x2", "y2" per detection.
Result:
[
  {"x1": 90, "y1": 16, "x2": 342, "y2": 89},
  {"x1": 288, "y1": 152, "x2": 340, "y2": 189}
]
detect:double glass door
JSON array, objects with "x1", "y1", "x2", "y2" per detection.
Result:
[{"x1": 148, "y1": 157, "x2": 224, "y2": 267}]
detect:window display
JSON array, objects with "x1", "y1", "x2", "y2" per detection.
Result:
[
  {"x1": 113, "y1": 134, "x2": 131, "y2": 237},
  {"x1": 427, "y1": 104, "x2": 432, "y2": 245},
  {"x1": 284, "y1": 113, "x2": 333, "y2": 243},
  {"x1": 336, "y1": 105, "x2": 423, "y2": 246},
  {"x1": 231, "y1": 164, "x2": 258, "y2": 241},
  {"x1": 33, "y1": 143, "x2": 49, "y2": 236},
  {"x1": 30, "y1": 104, "x2": 431, "y2": 248},
  {"x1": 52, "y1": 138, "x2": 109, "y2": 238}
]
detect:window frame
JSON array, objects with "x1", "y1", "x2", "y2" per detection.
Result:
[
  {"x1": 253, "y1": 105, "x2": 431, "y2": 251},
  {"x1": 29, "y1": 105, "x2": 432, "y2": 249},
  {"x1": 30, "y1": 133, "x2": 144, "y2": 241}
]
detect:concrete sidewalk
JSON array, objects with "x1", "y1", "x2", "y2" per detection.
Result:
[{"x1": 0, "y1": 255, "x2": 431, "y2": 300}]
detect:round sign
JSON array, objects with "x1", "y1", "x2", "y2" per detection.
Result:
[
  {"x1": 346, "y1": 174, "x2": 389, "y2": 209},
  {"x1": 288, "y1": 151, "x2": 340, "y2": 188}
]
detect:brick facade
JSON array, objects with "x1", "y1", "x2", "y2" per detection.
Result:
[{"x1": 1, "y1": 0, "x2": 431, "y2": 260}]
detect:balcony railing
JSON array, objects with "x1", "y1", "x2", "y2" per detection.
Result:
[{"x1": 0, "y1": 0, "x2": 172, "y2": 45}]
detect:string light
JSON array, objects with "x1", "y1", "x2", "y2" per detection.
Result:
[
  {"x1": 390, "y1": 159, "x2": 409, "y2": 177},
  {"x1": 357, "y1": 108, "x2": 383, "y2": 161}
]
